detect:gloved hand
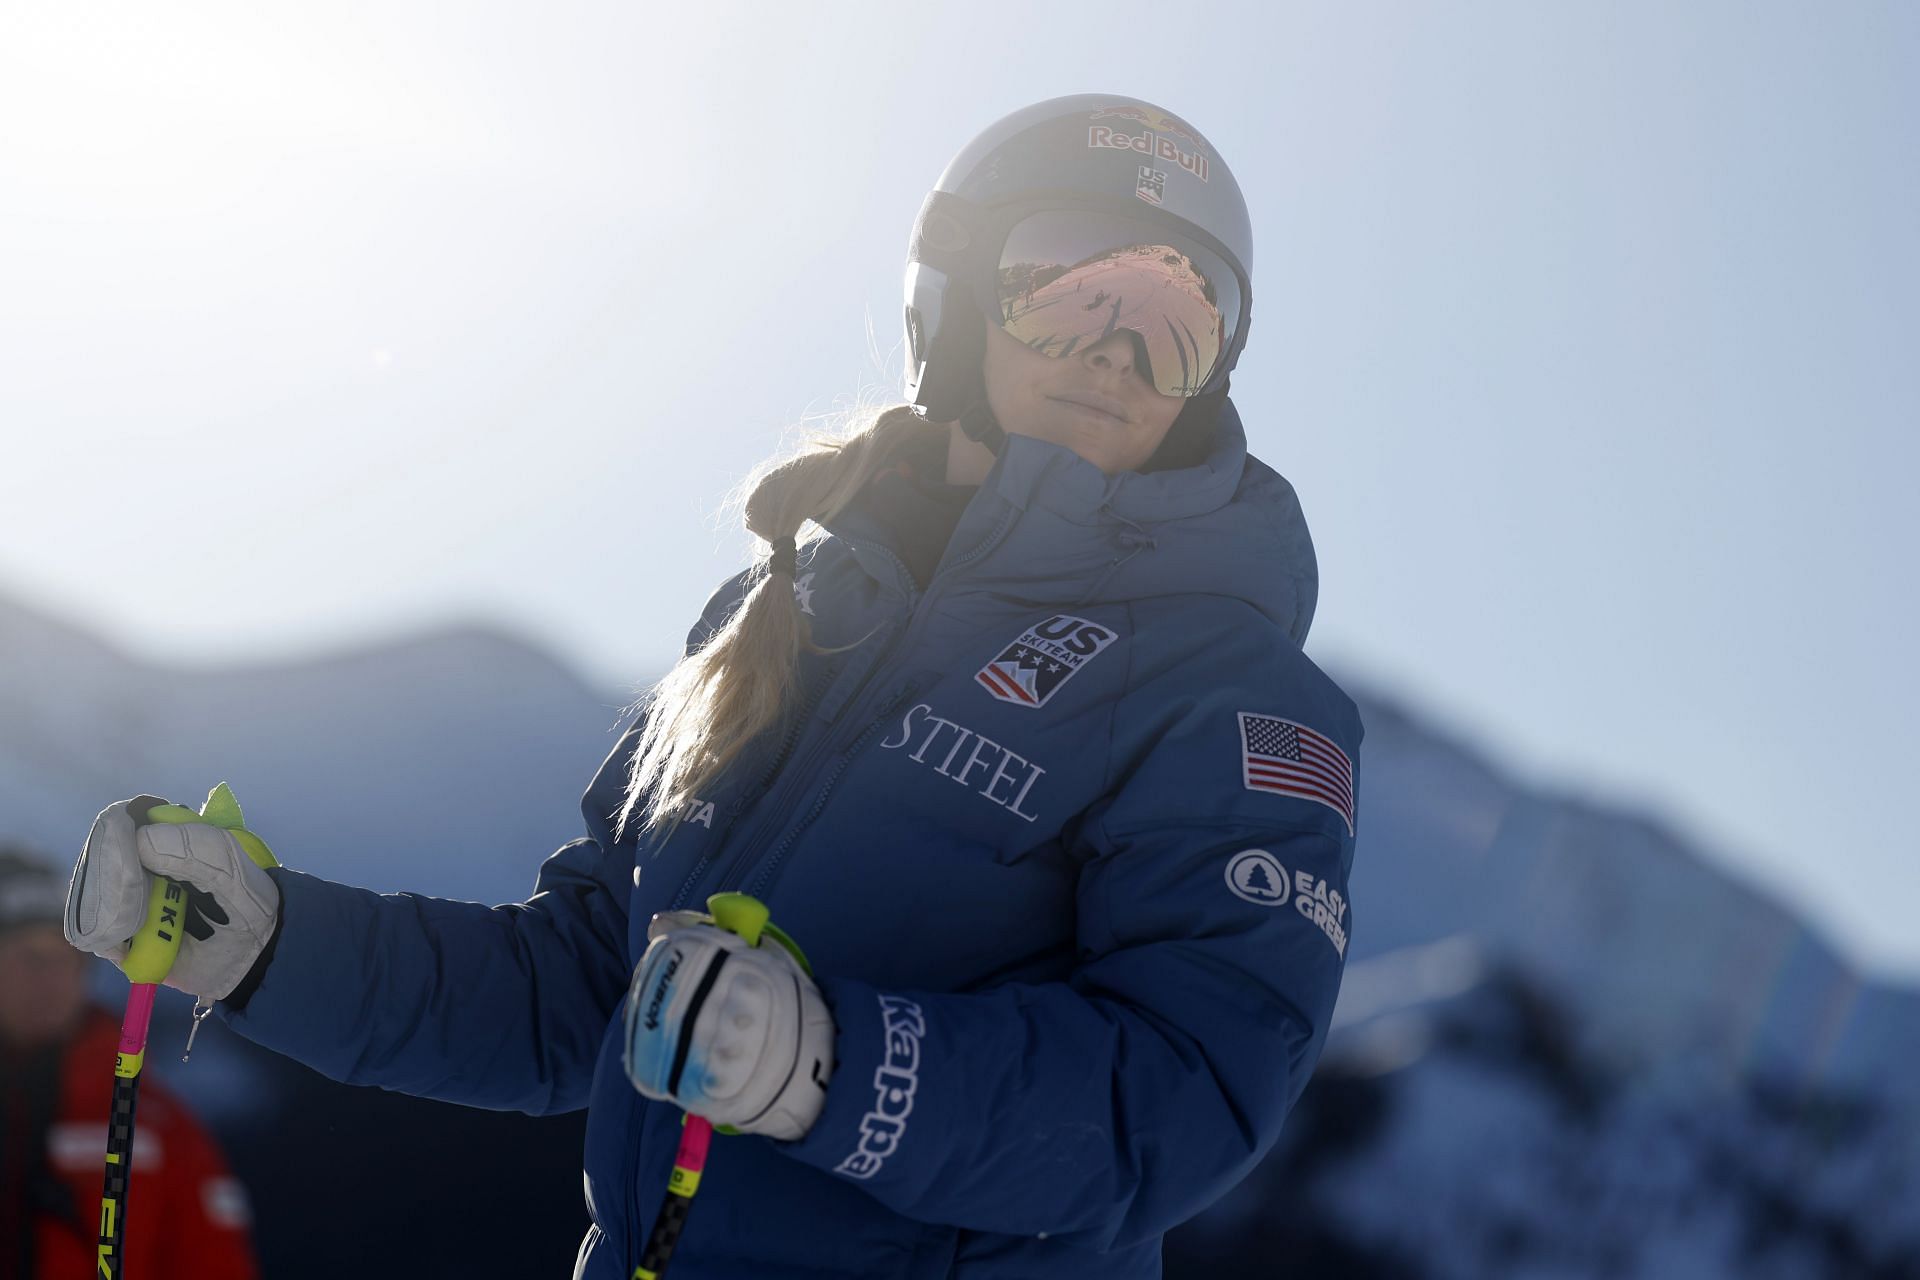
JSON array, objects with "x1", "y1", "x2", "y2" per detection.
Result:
[
  {"x1": 65, "y1": 796, "x2": 282, "y2": 1001},
  {"x1": 623, "y1": 909, "x2": 835, "y2": 1141}
]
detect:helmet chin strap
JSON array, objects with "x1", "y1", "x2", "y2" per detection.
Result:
[{"x1": 956, "y1": 396, "x2": 1007, "y2": 458}]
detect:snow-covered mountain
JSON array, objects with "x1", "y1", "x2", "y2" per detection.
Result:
[
  {"x1": 1344, "y1": 693, "x2": 1920, "y2": 1110},
  {"x1": 4, "y1": 590, "x2": 1914, "y2": 1277}
]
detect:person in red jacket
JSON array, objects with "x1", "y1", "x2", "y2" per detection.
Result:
[{"x1": 0, "y1": 847, "x2": 258, "y2": 1280}]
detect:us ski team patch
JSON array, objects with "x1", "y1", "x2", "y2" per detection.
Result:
[{"x1": 975, "y1": 614, "x2": 1118, "y2": 708}]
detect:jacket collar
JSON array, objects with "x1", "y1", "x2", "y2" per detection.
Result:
[
  {"x1": 829, "y1": 399, "x2": 1320, "y2": 646},
  {"x1": 986, "y1": 398, "x2": 1253, "y2": 526}
]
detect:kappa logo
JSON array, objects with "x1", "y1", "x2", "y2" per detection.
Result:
[
  {"x1": 975, "y1": 614, "x2": 1118, "y2": 708},
  {"x1": 835, "y1": 995, "x2": 926, "y2": 1180},
  {"x1": 1225, "y1": 849, "x2": 1349, "y2": 958},
  {"x1": 792, "y1": 572, "x2": 816, "y2": 617}
]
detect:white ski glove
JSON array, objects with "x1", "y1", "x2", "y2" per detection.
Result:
[
  {"x1": 622, "y1": 910, "x2": 835, "y2": 1141},
  {"x1": 65, "y1": 796, "x2": 282, "y2": 1001}
]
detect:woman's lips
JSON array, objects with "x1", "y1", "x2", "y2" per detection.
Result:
[{"x1": 1047, "y1": 392, "x2": 1130, "y2": 424}]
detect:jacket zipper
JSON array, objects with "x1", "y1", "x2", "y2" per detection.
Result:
[
  {"x1": 688, "y1": 619, "x2": 901, "y2": 905},
  {"x1": 712, "y1": 506, "x2": 1017, "y2": 905},
  {"x1": 742, "y1": 679, "x2": 925, "y2": 901},
  {"x1": 663, "y1": 664, "x2": 837, "y2": 912},
  {"x1": 666, "y1": 539, "x2": 920, "y2": 913}
]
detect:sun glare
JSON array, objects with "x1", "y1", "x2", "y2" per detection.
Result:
[{"x1": 1, "y1": 5, "x2": 420, "y2": 210}]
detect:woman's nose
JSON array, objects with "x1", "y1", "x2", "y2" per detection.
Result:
[{"x1": 1082, "y1": 331, "x2": 1145, "y2": 380}]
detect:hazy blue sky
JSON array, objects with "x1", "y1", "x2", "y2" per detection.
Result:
[{"x1": 2, "y1": 2, "x2": 1914, "y2": 976}]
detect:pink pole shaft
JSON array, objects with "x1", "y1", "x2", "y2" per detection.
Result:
[
  {"x1": 119, "y1": 982, "x2": 158, "y2": 1056},
  {"x1": 677, "y1": 1116, "x2": 714, "y2": 1173}
]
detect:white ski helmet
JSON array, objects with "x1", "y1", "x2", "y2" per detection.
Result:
[{"x1": 904, "y1": 94, "x2": 1253, "y2": 466}]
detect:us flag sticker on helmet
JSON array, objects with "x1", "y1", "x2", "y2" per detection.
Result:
[
  {"x1": 975, "y1": 614, "x2": 1118, "y2": 708},
  {"x1": 1239, "y1": 711, "x2": 1356, "y2": 835}
]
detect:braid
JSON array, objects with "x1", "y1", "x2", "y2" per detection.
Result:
[{"x1": 616, "y1": 405, "x2": 941, "y2": 846}]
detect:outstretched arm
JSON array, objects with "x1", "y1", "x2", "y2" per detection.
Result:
[{"x1": 219, "y1": 834, "x2": 633, "y2": 1116}]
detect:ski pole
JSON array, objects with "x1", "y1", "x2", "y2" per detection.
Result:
[
  {"x1": 97, "y1": 783, "x2": 277, "y2": 1280},
  {"x1": 633, "y1": 891, "x2": 813, "y2": 1280}
]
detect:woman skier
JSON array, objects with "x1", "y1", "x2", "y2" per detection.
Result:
[{"x1": 65, "y1": 94, "x2": 1362, "y2": 1278}]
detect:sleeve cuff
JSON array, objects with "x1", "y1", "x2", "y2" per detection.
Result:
[
  {"x1": 774, "y1": 976, "x2": 928, "y2": 1186},
  {"x1": 219, "y1": 870, "x2": 286, "y2": 1013}
]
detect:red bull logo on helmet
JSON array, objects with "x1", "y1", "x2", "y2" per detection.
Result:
[
  {"x1": 1088, "y1": 104, "x2": 1204, "y2": 151},
  {"x1": 1087, "y1": 124, "x2": 1210, "y2": 184}
]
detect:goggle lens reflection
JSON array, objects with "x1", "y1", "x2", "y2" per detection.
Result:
[{"x1": 991, "y1": 210, "x2": 1241, "y2": 398}]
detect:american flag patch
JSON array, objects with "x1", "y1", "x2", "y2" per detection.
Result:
[{"x1": 1239, "y1": 711, "x2": 1355, "y2": 835}]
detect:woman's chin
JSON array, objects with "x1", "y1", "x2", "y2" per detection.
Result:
[{"x1": 996, "y1": 405, "x2": 1139, "y2": 473}]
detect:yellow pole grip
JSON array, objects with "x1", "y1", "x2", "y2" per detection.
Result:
[
  {"x1": 122, "y1": 876, "x2": 188, "y2": 985},
  {"x1": 121, "y1": 783, "x2": 280, "y2": 985}
]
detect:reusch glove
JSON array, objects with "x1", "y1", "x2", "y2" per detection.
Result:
[
  {"x1": 623, "y1": 909, "x2": 835, "y2": 1141},
  {"x1": 65, "y1": 794, "x2": 281, "y2": 1001}
]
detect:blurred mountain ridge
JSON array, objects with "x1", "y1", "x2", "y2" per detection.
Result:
[{"x1": 0, "y1": 588, "x2": 625, "y2": 903}]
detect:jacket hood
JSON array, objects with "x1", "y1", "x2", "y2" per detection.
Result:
[{"x1": 959, "y1": 397, "x2": 1320, "y2": 645}]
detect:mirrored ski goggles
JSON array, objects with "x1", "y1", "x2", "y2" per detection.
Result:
[{"x1": 987, "y1": 209, "x2": 1244, "y2": 399}]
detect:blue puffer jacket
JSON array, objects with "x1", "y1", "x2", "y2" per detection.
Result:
[{"x1": 218, "y1": 400, "x2": 1362, "y2": 1278}]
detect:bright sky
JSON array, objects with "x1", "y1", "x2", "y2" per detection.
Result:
[{"x1": 1, "y1": 2, "x2": 1914, "y2": 977}]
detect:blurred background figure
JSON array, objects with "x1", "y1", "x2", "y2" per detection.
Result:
[{"x1": 0, "y1": 847, "x2": 258, "y2": 1280}]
